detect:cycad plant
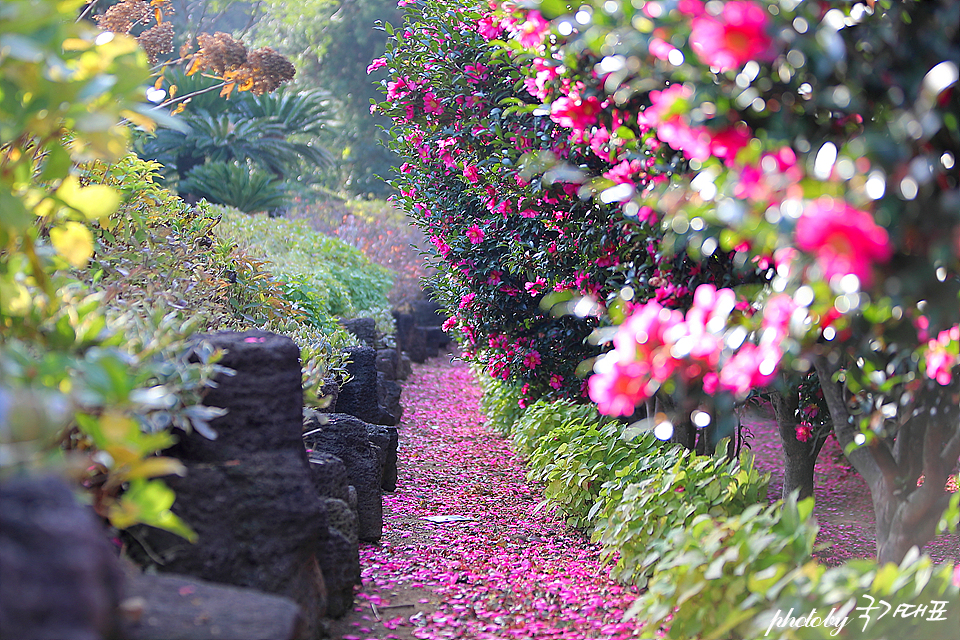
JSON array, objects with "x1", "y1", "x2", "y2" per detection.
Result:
[
  {"x1": 138, "y1": 70, "x2": 334, "y2": 210},
  {"x1": 179, "y1": 161, "x2": 289, "y2": 214}
]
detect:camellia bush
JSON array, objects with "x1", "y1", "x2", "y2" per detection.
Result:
[
  {"x1": 376, "y1": 0, "x2": 764, "y2": 423},
  {"x1": 488, "y1": 0, "x2": 959, "y2": 565}
]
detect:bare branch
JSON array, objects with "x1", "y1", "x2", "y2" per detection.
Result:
[
  {"x1": 239, "y1": 1, "x2": 264, "y2": 40},
  {"x1": 77, "y1": 0, "x2": 101, "y2": 23},
  {"x1": 152, "y1": 80, "x2": 228, "y2": 110}
]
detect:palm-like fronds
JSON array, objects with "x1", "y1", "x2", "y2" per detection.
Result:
[
  {"x1": 138, "y1": 76, "x2": 336, "y2": 205},
  {"x1": 181, "y1": 161, "x2": 289, "y2": 214}
]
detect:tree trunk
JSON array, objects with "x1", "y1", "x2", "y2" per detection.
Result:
[
  {"x1": 814, "y1": 353, "x2": 960, "y2": 565},
  {"x1": 770, "y1": 389, "x2": 826, "y2": 501},
  {"x1": 656, "y1": 394, "x2": 696, "y2": 449}
]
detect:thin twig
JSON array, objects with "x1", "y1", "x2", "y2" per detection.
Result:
[
  {"x1": 152, "y1": 81, "x2": 229, "y2": 110},
  {"x1": 238, "y1": 1, "x2": 264, "y2": 40},
  {"x1": 77, "y1": 0, "x2": 101, "y2": 23},
  {"x1": 370, "y1": 602, "x2": 382, "y2": 621}
]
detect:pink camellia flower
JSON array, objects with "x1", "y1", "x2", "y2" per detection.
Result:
[
  {"x1": 925, "y1": 326, "x2": 959, "y2": 385},
  {"x1": 688, "y1": 1, "x2": 773, "y2": 72},
  {"x1": 525, "y1": 277, "x2": 548, "y2": 296},
  {"x1": 550, "y1": 92, "x2": 602, "y2": 133},
  {"x1": 795, "y1": 423, "x2": 812, "y2": 442},
  {"x1": 464, "y1": 63, "x2": 489, "y2": 83},
  {"x1": 637, "y1": 84, "x2": 711, "y2": 161},
  {"x1": 477, "y1": 15, "x2": 502, "y2": 40},
  {"x1": 549, "y1": 374, "x2": 565, "y2": 390},
  {"x1": 710, "y1": 124, "x2": 752, "y2": 162},
  {"x1": 678, "y1": 0, "x2": 705, "y2": 16},
  {"x1": 761, "y1": 294, "x2": 798, "y2": 339},
  {"x1": 423, "y1": 92, "x2": 443, "y2": 115},
  {"x1": 589, "y1": 360, "x2": 649, "y2": 416},
  {"x1": 515, "y1": 10, "x2": 550, "y2": 49},
  {"x1": 463, "y1": 164, "x2": 480, "y2": 184},
  {"x1": 366, "y1": 57, "x2": 387, "y2": 74},
  {"x1": 719, "y1": 342, "x2": 782, "y2": 396},
  {"x1": 465, "y1": 224, "x2": 485, "y2": 244},
  {"x1": 523, "y1": 350, "x2": 542, "y2": 369},
  {"x1": 603, "y1": 159, "x2": 645, "y2": 185},
  {"x1": 648, "y1": 37, "x2": 678, "y2": 62},
  {"x1": 386, "y1": 77, "x2": 409, "y2": 101},
  {"x1": 794, "y1": 199, "x2": 893, "y2": 288}
]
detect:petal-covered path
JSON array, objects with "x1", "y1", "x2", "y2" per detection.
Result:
[{"x1": 329, "y1": 356, "x2": 646, "y2": 640}]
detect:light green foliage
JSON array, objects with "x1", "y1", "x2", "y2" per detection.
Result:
[
  {"x1": 0, "y1": 0, "x2": 204, "y2": 538},
  {"x1": 525, "y1": 419, "x2": 649, "y2": 530},
  {"x1": 629, "y1": 497, "x2": 819, "y2": 640},
  {"x1": 751, "y1": 549, "x2": 959, "y2": 640},
  {"x1": 595, "y1": 444, "x2": 770, "y2": 585},
  {"x1": 476, "y1": 371, "x2": 527, "y2": 435},
  {"x1": 213, "y1": 208, "x2": 394, "y2": 318},
  {"x1": 512, "y1": 399, "x2": 601, "y2": 457}
]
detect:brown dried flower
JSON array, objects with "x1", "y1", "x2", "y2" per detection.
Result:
[
  {"x1": 191, "y1": 32, "x2": 248, "y2": 76},
  {"x1": 138, "y1": 21, "x2": 174, "y2": 64},
  {"x1": 244, "y1": 47, "x2": 296, "y2": 95},
  {"x1": 95, "y1": 0, "x2": 151, "y2": 34}
]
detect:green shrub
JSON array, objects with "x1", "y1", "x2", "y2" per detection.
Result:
[
  {"x1": 628, "y1": 497, "x2": 819, "y2": 640},
  {"x1": 476, "y1": 371, "x2": 527, "y2": 436},
  {"x1": 213, "y1": 209, "x2": 393, "y2": 318},
  {"x1": 629, "y1": 497, "x2": 958, "y2": 640},
  {"x1": 511, "y1": 398, "x2": 602, "y2": 457},
  {"x1": 526, "y1": 420, "x2": 662, "y2": 530},
  {"x1": 752, "y1": 550, "x2": 959, "y2": 640},
  {"x1": 593, "y1": 444, "x2": 770, "y2": 585}
]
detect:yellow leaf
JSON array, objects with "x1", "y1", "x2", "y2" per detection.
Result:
[
  {"x1": 154, "y1": 7, "x2": 162, "y2": 24},
  {"x1": 186, "y1": 56, "x2": 203, "y2": 76},
  {"x1": 50, "y1": 221, "x2": 94, "y2": 268},
  {"x1": 32, "y1": 197, "x2": 57, "y2": 218},
  {"x1": 56, "y1": 176, "x2": 121, "y2": 220},
  {"x1": 62, "y1": 38, "x2": 91, "y2": 51},
  {"x1": 170, "y1": 103, "x2": 186, "y2": 116},
  {"x1": 238, "y1": 77, "x2": 254, "y2": 92},
  {"x1": 154, "y1": 75, "x2": 165, "y2": 90},
  {"x1": 104, "y1": 444, "x2": 141, "y2": 468},
  {"x1": 100, "y1": 411, "x2": 136, "y2": 442},
  {"x1": 169, "y1": 84, "x2": 177, "y2": 99},
  {"x1": 126, "y1": 457, "x2": 187, "y2": 481},
  {"x1": 121, "y1": 109, "x2": 156, "y2": 134},
  {"x1": 220, "y1": 82, "x2": 236, "y2": 99}
]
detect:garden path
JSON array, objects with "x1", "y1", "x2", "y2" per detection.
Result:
[
  {"x1": 330, "y1": 354, "x2": 958, "y2": 639},
  {"x1": 329, "y1": 355, "x2": 646, "y2": 640}
]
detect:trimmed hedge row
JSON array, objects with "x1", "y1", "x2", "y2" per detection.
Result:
[{"x1": 480, "y1": 376, "x2": 959, "y2": 639}]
